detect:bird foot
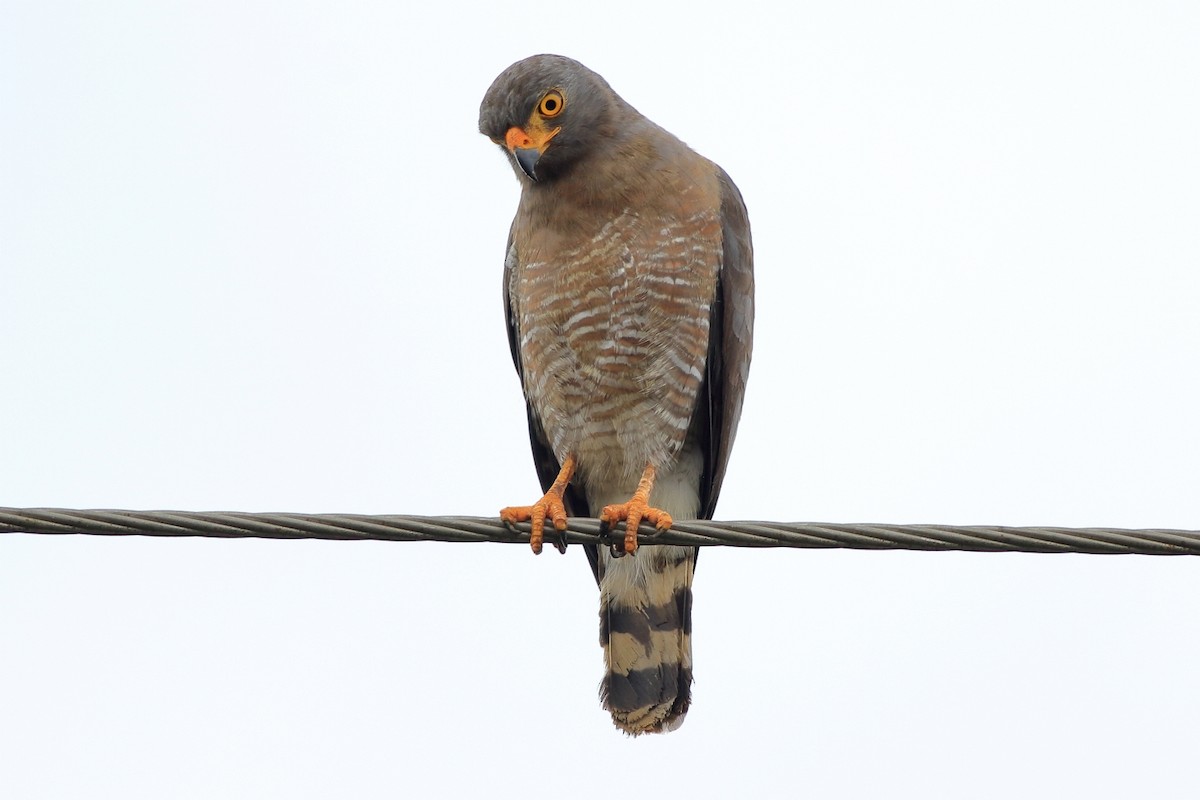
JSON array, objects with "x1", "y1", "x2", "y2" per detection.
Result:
[
  {"x1": 501, "y1": 455, "x2": 576, "y2": 555},
  {"x1": 599, "y1": 497, "x2": 672, "y2": 556},
  {"x1": 501, "y1": 492, "x2": 568, "y2": 554}
]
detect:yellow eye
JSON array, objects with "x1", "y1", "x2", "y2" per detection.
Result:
[{"x1": 538, "y1": 90, "x2": 565, "y2": 117}]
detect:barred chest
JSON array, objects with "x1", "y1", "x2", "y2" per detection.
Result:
[{"x1": 510, "y1": 207, "x2": 722, "y2": 490}]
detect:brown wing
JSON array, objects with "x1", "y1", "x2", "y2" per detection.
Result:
[{"x1": 696, "y1": 167, "x2": 755, "y2": 520}]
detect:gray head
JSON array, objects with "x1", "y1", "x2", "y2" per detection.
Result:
[{"x1": 479, "y1": 54, "x2": 624, "y2": 182}]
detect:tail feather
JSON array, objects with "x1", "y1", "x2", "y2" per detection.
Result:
[{"x1": 597, "y1": 544, "x2": 696, "y2": 735}]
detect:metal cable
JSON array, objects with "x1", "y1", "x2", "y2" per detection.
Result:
[{"x1": 1, "y1": 507, "x2": 1198, "y2": 555}]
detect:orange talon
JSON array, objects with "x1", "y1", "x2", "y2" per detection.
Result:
[
  {"x1": 501, "y1": 455, "x2": 575, "y2": 554},
  {"x1": 599, "y1": 464, "x2": 672, "y2": 554}
]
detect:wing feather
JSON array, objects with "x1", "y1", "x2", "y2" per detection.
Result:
[{"x1": 697, "y1": 168, "x2": 755, "y2": 520}]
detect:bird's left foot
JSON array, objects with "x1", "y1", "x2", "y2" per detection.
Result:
[{"x1": 599, "y1": 464, "x2": 672, "y2": 556}]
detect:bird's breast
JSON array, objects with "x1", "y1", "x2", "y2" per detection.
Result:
[{"x1": 514, "y1": 207, "x2": 721, "y2": 488}]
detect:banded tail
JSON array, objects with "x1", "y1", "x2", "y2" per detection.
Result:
[{"x1": 596, "y1": 543, "x2": 697, "y2": 734}]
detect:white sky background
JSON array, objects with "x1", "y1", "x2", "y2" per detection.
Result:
[{"x1": 2, "y1": 1, "x2": 1199, "y2": 797}]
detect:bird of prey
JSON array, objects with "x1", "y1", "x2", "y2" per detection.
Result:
[{"x1": 479, "y1": 54, "x2": 754, "y2": 735}]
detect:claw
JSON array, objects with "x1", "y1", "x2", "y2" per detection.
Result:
[
  {"x1": 549, "y1": 526, "x2": 568, "y2": 554},
  {"x1": 597, "y1": 518, "x2": 627, "y2": 557}
]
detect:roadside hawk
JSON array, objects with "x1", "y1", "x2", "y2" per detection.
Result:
[{"x1": 479, "y1": 54, "x2": 754, "y2": 735}]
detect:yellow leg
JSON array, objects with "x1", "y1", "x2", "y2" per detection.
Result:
[
  {"x1": 500, "y1": 454, "x2": 576, "y2": 554},
  {"x1": 599, "y1": 463, "x2": 673, "y2": 554}
]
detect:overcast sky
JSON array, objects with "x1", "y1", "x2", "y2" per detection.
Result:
[{"x1": 3, "y1": 2, "x2": 1199, "y2": 798}]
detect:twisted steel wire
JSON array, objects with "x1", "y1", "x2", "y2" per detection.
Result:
[{"x1": 1, "y1": 507, "x2": 1198, "y2": 555}]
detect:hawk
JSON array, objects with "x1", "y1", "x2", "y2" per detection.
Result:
[{"x1": 479, "y1": 54, "x2": 754, "y2": 735}]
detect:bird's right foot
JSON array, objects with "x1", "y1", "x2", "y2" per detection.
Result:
[
  {"x1": 500, "y1": 454, "x2": 576, "y2": 555},
  {"x1": 501, "y1": 492, "x2": 568, "y2": 554}
]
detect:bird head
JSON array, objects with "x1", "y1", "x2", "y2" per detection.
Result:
[{"x1": 479, "y1": 54, "x2": 619, "y2": 183}]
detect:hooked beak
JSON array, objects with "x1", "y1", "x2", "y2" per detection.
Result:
[
  {"x1": 512, "y1": 145, "x2": 541, "y2": 180},
  {"x1": 504, "y1": 124, "x2": 559, "y2": 181}
]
